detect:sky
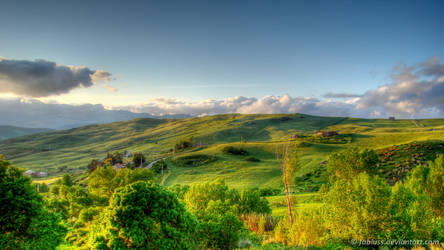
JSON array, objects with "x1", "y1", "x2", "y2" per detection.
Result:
[{"x1": 0, "y1": 0, "x2": 443, "y2": 122}]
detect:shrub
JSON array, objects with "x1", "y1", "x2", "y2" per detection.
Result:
[
  {"x1": 152, "y1": 159, "x2": 168, "y2": 173},
  {"x1": 241, "y1": 213, "x2": 279, "y2": 234},
  {"x1": 175, "y1": 154, "x2": 217, "y2": 167},
  {"x1": 223, "y1": 146, "x2": 249, "y2": 156},
  {"x1": 174, "y1": 137, "x2": 194, "y2": 152}
]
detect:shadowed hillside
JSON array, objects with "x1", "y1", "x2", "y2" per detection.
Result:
[{"x1": 0, "y1": 125, "x2": 53, "y2": 140}]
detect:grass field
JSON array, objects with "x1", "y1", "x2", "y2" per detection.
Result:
[
  {"x1": 1, "y1": 114, "x2": 443, "y2": 191},
  {"x1": 0, "y1": 125, "x2": 53, "y2": 140}
]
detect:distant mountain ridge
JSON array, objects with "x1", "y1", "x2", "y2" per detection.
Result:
[
  {"x1": 0, "y1": 125, "x2": 53, "y2": 140},
  {"x1": 0, "y1": 98, "x2": 191, "y2": 129}
]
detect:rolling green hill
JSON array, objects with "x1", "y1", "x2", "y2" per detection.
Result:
[
  {"x1": 0, "y1": 114, "x2": 443, "y2": 189},
  {"x1": 0, "y1": 125, "x2": 53, "y2": 140}
]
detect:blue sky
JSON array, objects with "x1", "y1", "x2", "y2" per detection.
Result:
[{"x1": 0, "y1": 0, "x2": 443, "y2": 118}]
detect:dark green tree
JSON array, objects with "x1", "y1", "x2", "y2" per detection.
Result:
[
  {"x1": 132, "y1": 152, "x2": 146, "y2": 167},
  {"x1": 152, "y1": 159, "x2": 168, "y2": 174},
  {"x1": 0, "y1": 155, "x2": 66, "y2": 249},
  {"x1": 90, "y1": 181, "x2": 198, "y2": 249},
  {"x1": 62, "y1": 173, "x2": 73, "y2": 186}
]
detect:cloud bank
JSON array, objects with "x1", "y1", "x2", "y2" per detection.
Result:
[
  {"x1": 0, "y1": 58, "x2": 442, "y2": 129},
  {"x1": 117, "y1": 95, "x2": 365, "y2": 118},
  {"x1": 0, "y1": 57, "x2": 113, "y2": 97},
  {"x1": 0, "y1": 98, "x2": 153, "y2": 129},
  {"x1": 114, "y1": 57, "x2": 444, "y2": 119},
  {"x1": 356, "y1": 57, "x2": 444, "y2": 117}
]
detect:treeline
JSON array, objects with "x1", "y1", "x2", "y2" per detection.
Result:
[{"x1": 271, "y1": 149, "x2": 444, "y2": 247}]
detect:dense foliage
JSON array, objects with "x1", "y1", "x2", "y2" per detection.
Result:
[
  {"x1": 3, "y1": 140, "x2": 443, "y2": 249},
  {"x1": 273, "y1": 151, "x2": 444, "y2": 247},
  {"x1": 89, "y1": 181, "x2": 198, "y2": 249},
  {"x1": 0, "y1": 155, "x2": 66, "y2": 249}
]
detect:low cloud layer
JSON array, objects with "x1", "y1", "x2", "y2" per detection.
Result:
[
  {"x1": 115, "y1": 95, "x2": 372, "y2": 118},
  {"x1": 323, "y1": 92, "x2": 362, "y2": 98},
  {"x1": 114, "y1": 58, "x2": 444, "y2": 119},
  {"x1": 0, "y1": 57, "x2": 113, "y2": 97},
  {"x1": 0, "y1": 58, "x2": 442, "y2": 129},
  {"x1": 357, "y1": 57, "x2": 444, "y2": 117},
  {"x1": 0, "y1": 98, "x2": 151, "y2": 129}
]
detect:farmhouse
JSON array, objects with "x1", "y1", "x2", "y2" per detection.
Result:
[
  {"x1": 25, "y1": 169, "x2": 35, "y2": 176},
  {"x1": 316, "y1": 131, "x2": 339, "y2": 137},
  {"x1": 113, "y1": 163, "x2": 127, "y2": 170}
]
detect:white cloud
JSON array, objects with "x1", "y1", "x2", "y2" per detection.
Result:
[{"x1": 356, "y1": 57, "x2": 444, "y2": 117}]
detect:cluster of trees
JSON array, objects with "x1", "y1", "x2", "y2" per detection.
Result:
[
  {"x1": 222, "y1": 146, "x2": 249, "y2": 156},
  {"x1": 87, "y1": 151, "x2": 152, "y2": 172},
  {"x1": 174, "y1": 137, "x2": 194, "y2": 152},
  {"x1": 273, "y1": 148, "x2": 444, "y2": 247}
]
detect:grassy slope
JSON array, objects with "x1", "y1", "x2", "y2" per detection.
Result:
[
  {"x1": 0, "y1": 114, "x2": 443, "y2": 190},
  {"x1": 0, "y1": 125, "x2": 53, "y2": 140}
]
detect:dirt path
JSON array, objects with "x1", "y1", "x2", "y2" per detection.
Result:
[{"x1": 146, "y1": 159, "x2": 161, "y2": 169}]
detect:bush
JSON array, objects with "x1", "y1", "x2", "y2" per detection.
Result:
[
  {"x1": 223, "y1": 146, "x2": 249, "y2": 156},
  {"x1": 258, "y1": 187, "x2": 281, "y2": 196},
  {"x1": 152, "y1": 159, "x2": 168, "y2": 173},
  {"x1": 175, "y1": 154, "x2": 217, "y2": 167},
  {"x1": 241, "y1": 213, "x2": 279, "y2": 234}
]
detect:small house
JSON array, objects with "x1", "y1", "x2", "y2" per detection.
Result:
[
  {"x1": 25, "y1": 170, "x2": 35, "y2": 176},
  {"x1": 316, "y1": 131, "x2": 339, "y2": 137},
  {"x1": 113, "y1": 163, "x2": 127, "y2": 170},
  {"x1": 388, "y1": 116, "x2": 395, "y2": 121},
  {"x1": 290, "y1": 134, "x2": 302, "y2": 139},
  {"x1": 37, "y1": 172, "x2": 48, "y2": 177}
]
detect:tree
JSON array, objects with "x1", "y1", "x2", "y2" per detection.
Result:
[
  {"x1": 174, "y1": 137, "x2": 194, "y2": 152},
  {"x1": 0, "y1": 155, "x2": 66, "y2": 249},
  {"x1": 88, "y1": 166, "x2": 154, "y2": 198},
  {"x1": 405, "y1": 154, "x2": 444, "y2": 218},
  {"x1": 275, "y1": 143, "x2": 298, "y2": 225},
  {"x1": 132, "y1": 152, "x2": 146, "y2": 167},
  {"x1": 103, "y1": 152, "x2": 123, "y2": 166},
  {"x1": 62, "y1": 173, "x2": 73, "y2": 186},
  {"x1": 322, "y1": 172, "x2": 392, "y2": 241},
  {"x1": 87, "y1": 159, "x2": 102, "y2": 173},
  {"x1": 327, "y1": 148, "x2": 378, "y2": 183},
  {"x1": 152, "y1": 159, "x2": 168, "y2": 174},
  {"x1": 90, "y1": 181, "x2": 198, "y2": 249},
  {"x1": 197, "y1": 200, "x2": 244, "y2": 249},
  {"x1": 238, "y1": 188, "x2": 271, "y2": 214}
]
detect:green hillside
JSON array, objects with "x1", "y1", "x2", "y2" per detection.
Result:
[
  {"x1": 0, "y1": 125, "x2": 53, "y2": 140},
  {"x1": 0, "y1": 114, "x2": 443, "y2": 189}
]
